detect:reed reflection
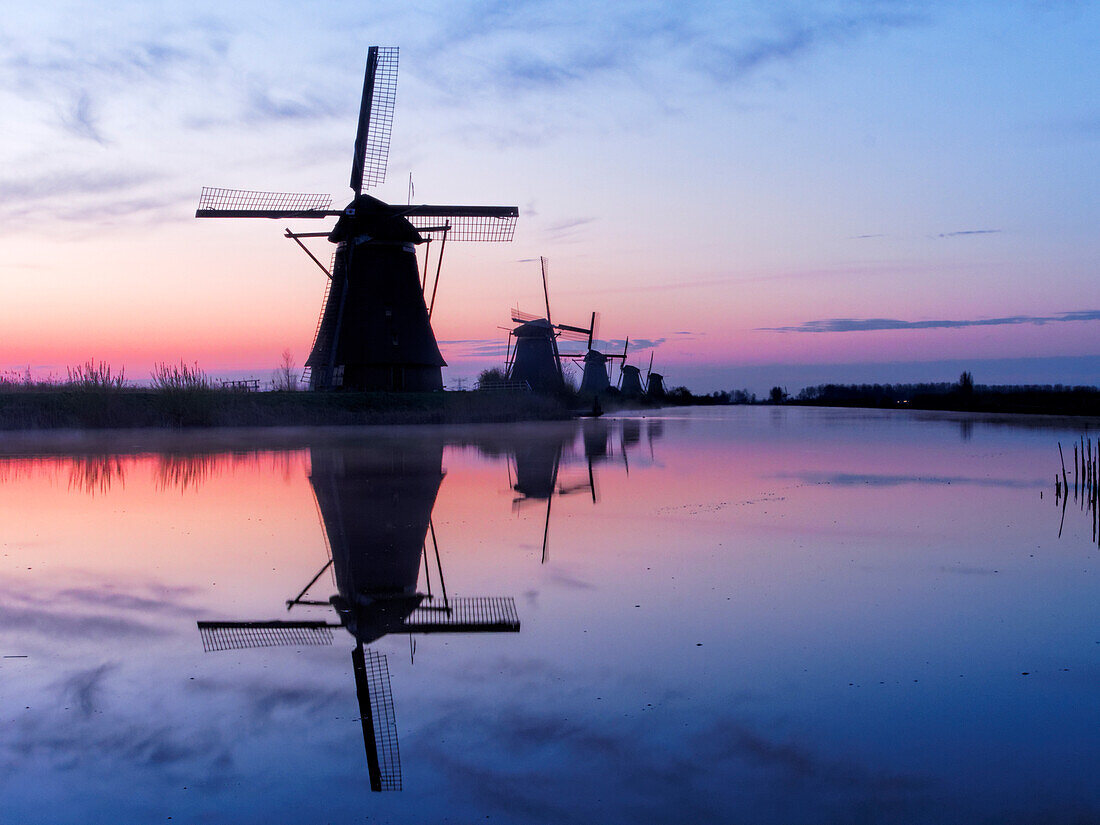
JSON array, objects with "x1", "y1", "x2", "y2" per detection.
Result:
[
  {"x1": 1054, "y1": 436, "x2": 1100, "y2": 547},
  {"x1": 198, "y1": 440, "x2": 520, "y2": 792}
]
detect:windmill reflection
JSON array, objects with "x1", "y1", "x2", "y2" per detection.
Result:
[
  {"x1": 478, "y1": 418, "x2": 665, "y2": 563},
  {"x1": 198, "y1": 440, "x2": 520, "y2": 792}
]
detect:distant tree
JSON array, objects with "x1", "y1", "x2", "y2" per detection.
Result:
[
  {"x1": 272, "y1": 348, "x2": 299, "y2": 391},
  {"x1": 666, "y1": 386, "x2": 693, "y2": 403},
  {"x1": 958, "y1": 370, "x2": 974, "y2": 396},
  {"x1": 477, "y1": 368, "x2": 507, "y2": 388},
  {"x1": 769, "y1": 385, "x2": 788, "y2": 404},
  {"x1": 731, "y1": 388, "x2": 756, "y2": 404}
]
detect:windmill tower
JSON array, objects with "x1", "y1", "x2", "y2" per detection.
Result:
[
  {"x1": 646, "y1": 355, "x2": 666, "y2": 399},
  {"x1": 198, "y1": 439, "x2": 520, "y2": 791},
  {"x1": 195, "y1": 46, "x2": 518, "y2": 391},
  {"x1": 577, "y1": 324, "x2": 629, "y2": 397},
  {"x1": 619, "y1": 365, "x2": 644, "y2": 398},
  {"x1": 505, "y1": 257, "x2": 596, "y2": 394}
]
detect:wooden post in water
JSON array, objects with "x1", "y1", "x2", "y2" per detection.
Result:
[{"x1": 1058, "y1": 443, "x2": 1069, "y2": 494}]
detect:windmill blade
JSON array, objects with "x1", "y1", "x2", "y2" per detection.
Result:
[
  {"x1": 540, "y1": 257, "x2": 553, "y2": 327},
  {"x1": 588, "y1": 312, "x2": 600, "y2": 351},
  {"x1": 352, "y1": 644, "x2": 402, "y2": 792},
  {"x1": 197, "y1": 620, "x2": 338, "y2": 652},
  {"x1": 400, "y1": 596, "x2": 520, "y2": 632},
  {"x1": 402, "y1": 205, "x2": 519, "y2": 242},
  {"x1": 196, "y1": 187, "x2": 337, "y2": 218},
  {"x1": 350, "y1": 46, "x2": 399, "y2": 195},
  {"x1": 511, "y1": 307, "x2": 541, "y2": 323},
  {"x1": 617, "y1": 337, "x2": 629, "y2": 388}
]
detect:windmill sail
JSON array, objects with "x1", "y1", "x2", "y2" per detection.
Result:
[
  {"x1": 353, "y1": 644, "x2": 401, "y2": 792},
  {"x1": 351, "y1": 46, "x2": 399, "y2": 195},
  {"x1": 402, "y1": 205, "x2": 519, "y2": 242},
  {"x1": 197, "y1": 620, "x2": 335, "y2": 652},
  {"x1": 195, "y1": 187, "x2": 337, "y2": 219}
]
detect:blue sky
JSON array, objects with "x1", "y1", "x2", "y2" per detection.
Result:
[{"x1": 1, "y1": 1, "x2": 1098, "y2": 391}]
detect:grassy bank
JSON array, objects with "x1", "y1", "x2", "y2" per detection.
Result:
[{"x1": 0, "y1": 388, "x2": 572, "y2": 430}]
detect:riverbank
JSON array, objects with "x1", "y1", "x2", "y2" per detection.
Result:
[{"x1": 0, "y1": 388, "x2": 573, "y2": 430}]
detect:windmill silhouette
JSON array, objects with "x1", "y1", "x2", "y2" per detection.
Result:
[
  {"x1": 195, "y1": 46, "x2": 519, "y2": 391},
  {"x1": 197, "y1": 441, "x2": 520, "y2": 791},
  {"x1": 504, "y1": 257, "x2": 598, "y2": 393}
]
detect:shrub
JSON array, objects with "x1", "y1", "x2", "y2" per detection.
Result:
[
  {"x1": 66, "y1": 359, "x2": 126, "y2": 390},
  {"x1": 151, "y1": 360, "x2": 210, "y2": 391}
]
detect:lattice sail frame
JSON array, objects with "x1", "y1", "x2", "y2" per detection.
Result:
[
  {"x1": 361, "y1": 649, "x2": 401, "y2": 791},
  {"x1": 403, "y1": 596, "x2": 520, "y2": 631},
  {"x1": 408, "y1": 213, "x2": 517, "y2": 242},
  {"x1": 198, "y1": 620, "x2": 334, "y2": 652},
  {"x1": 197, "y1": 187, "x2": 333, "y2": 214},
  {"x1": 352, "y1": 47, "x2": 399, "y2": 193}
]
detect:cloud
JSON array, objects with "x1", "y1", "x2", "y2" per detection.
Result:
[
  {"x1": 58, "y1": 91, "x2": 106, "y2": 143},
  {"x1": 696, "y1": 8, "x2": 925, "y2": 84},
  {"x1": 245, "y1": 87, "x2": 339, "y2": 124},
  {"x1": 544, "y1": 217, "x2": 596, "y2": 240},
  {"x1": 57, "y1": 663, "x2": 118, "y2": 717},
  {"x1": 595, "y1": 337, "x2": 666, "y2": 353},
  {"x1": 760, "y1": 310, "x2": 1100, "y2": 333},
  {"x1": 776, "y1": 471, "x2": 1041, "y2": 489},
  {"x1": 0, "y1": 169, "x2": 161, "y2": 202},
  {"x1": 936, "y1": 229, "x2": 1001, "y2": 238},
  {"x1": 438, "y1": 338, "x2": 512, "y2": 357}
]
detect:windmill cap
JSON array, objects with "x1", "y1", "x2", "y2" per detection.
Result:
[
  {"x1": 512, "y1": 318, "x2": 554, "y2": 336},
  {"x1": 329, "y1": 194, "x2": 423, "y2": 244}
]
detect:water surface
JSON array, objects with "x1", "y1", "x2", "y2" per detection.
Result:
[{"x1": 1, "y1": 407, "x2": 1098, "y2": 824}]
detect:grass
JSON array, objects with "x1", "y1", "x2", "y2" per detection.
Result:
[{"x1": 0, "y1": 384, "x2": 572, "y2": 430}]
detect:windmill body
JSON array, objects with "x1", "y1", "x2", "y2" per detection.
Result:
[
  {"x1": 195, "y1": 47, "x2": 517, "y2": 391},
  {"x1": 306, "y1": 195, "x2": 445, "y2": 391},
  {"x1": 579, "y1": 350, "x2": 610, "y2": 395},
  {"x1": 507, "y1": 319, "x2": 564, "y2": 393},
  {"x1": 647, "y1": 372, "x2": 666, "y2": 400},
  {"x1": 619, "y1": 364, "x2": 644, "y2": 398}
]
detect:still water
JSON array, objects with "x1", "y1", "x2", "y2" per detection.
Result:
[{"x1": 1, "y1": 407, "x2": 1098, "y2": 824}]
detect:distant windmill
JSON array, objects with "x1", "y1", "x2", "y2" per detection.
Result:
[
  {"x1": 197, "y1": 442, "x2": 520, "y2": 791},
  {"x1": 195, "y1": 46, "x2": 518, "y2": 391},
  {"x1": 505, "y1": 257, "x2": 597, "y2": 393},
  {"x1": 577, "y1": 327, "x2": 630, "y2": 397},
  {"x1": 646, "y1": 351, "x2": 667, "y2": 400}
]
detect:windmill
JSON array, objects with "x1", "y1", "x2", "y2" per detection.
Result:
[
  {"x1": 646, "y1": 351, "x2": 667, "y2": 401},
  {"x1": 195, "y1": 46, "x2": 518, "y2": 391},
  {"x1": 577, "y1": 328, "x2": 630, "y2": 397},
  {"x1": 197, "y1": 441, "x2": 520, "y2": 791},
  {"x1": 505, "y1": 257, "x2": 598, "y2": 393}
]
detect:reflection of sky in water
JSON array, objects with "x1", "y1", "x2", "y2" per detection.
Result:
[{"x1": 0, "y1": 409, "x2": 1098, "y2": 823}]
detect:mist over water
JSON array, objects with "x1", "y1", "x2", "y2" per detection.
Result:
[{"x1": 1, "y1": 408, "x2": 1098, "y2": 824}]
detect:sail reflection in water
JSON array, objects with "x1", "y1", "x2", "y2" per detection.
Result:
[{"x1": 198, "y1": 441, "x2": 521, "y2": 792}]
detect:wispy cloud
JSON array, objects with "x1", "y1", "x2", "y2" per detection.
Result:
[
  {"x1": 761, "y1": 310, "x2": 1100, "y2": 333},
  {"x1": 695, "y1": 8, "x2": 925, "y2": 84},
  {"x1": 58, "y1": 90, "x2": 106, "y2": 143},
  {"x1": 937, "y1": 229, "x2": 1001, "y2": 238}
]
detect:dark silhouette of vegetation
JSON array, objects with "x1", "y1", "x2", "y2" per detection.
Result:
[
  {"x1": 769, "y1": 386, "x2": 788, "y2": 404},
  {"x1": 476, "y1": 368, "x2": 508, "y2": 388},
  {"x1": 0, "y1": 359, "x2": 572, "y2": 429},
  {"x1": 794, "y1": 378, "x2": 1100, "y2": 416}
]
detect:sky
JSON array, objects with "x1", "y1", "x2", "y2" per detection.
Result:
[{"x1": 1, "y1": 0, "x2": 1098, "y2": 393}]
